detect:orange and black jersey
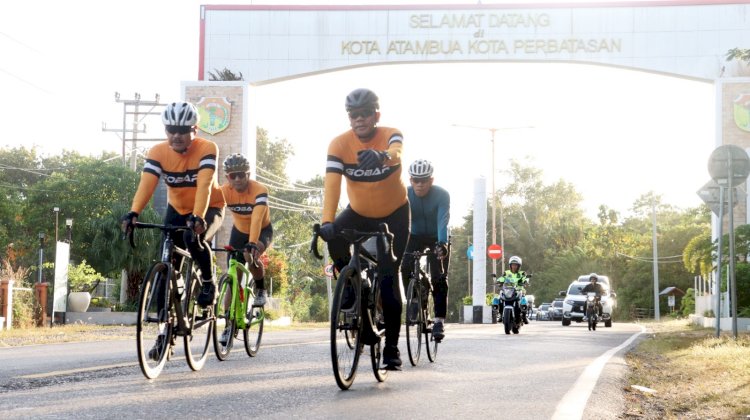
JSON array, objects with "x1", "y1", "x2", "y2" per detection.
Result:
[
  {"x1": 221, "y1": 181, "x2": 271, "y2": 244},
  {"x1": 131, "y1": 137, "x2": 223, "y2": 217},
  {"x1": 323, "y1": 126, "x2": 407, "y2": 222}
]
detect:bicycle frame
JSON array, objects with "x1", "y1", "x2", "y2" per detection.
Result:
[
  {"x1": 215, "y1": 247, "x2": 259, "y2": 329},
  {"x1": 135, "y1": 223, "x2": 211, "y2": 335}
]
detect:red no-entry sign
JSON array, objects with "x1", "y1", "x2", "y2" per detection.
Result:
[{"x1": 488, "y1": 244, "x2": 503, "y2": 260}]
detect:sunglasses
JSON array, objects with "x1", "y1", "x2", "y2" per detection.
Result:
[
  {"x1": 348, "y1": 109, "x2": 376, "y2": 119},
  {"x1": 228, "y1": 172, "x2": 248, "y2": 180},
  {"x1": 166, "y1": 126, "x2": 193, "y2": 135},
  {"x1": 411, "y1": 177, "x2": 431, "y2": 184}
]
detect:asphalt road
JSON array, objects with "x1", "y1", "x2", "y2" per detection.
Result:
[{"x1": 0, "y1": 321, "x2": 644, "y2": 419}]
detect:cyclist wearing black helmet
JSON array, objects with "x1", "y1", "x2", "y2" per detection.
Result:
[
  {"x1": 401, "y1": 159, "x2": 451, "y2": 342},
  {"x1": 121, "y1": 101, "x2": 226, "y2": 310},
  {"x1": 318, "y1": 88, "x2": 410, "y2": 370},
  {"x1": 221, "y1": 153, "x2": 273, "y2": 306}
]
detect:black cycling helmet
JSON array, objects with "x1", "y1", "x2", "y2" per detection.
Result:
[
  {"x1": 345, "y1": 88, "x2": 379, "y2": 111},
  {"x1": 223, "y1": 153, "x2": 250, "y2": 173}
]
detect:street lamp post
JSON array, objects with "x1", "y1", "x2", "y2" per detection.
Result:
[
  {"x1": 452, "y1": 124, "x2": 533, "y2": 276},
  {"x1": 53, "y1": 207, "x2": 60, "y2": 243},
  {"x1": 65, "y1": 218, "x2": 73, "y2": 243},
  {"x1": 38, "y1": 232, "x2": 45, "y2": 283}
]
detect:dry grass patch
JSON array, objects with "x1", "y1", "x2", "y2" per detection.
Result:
[
  {"x1": 0, "y1": 321, "x2": 328, "y2": 347},
  {"x1": 0, "y1": 324, "x2": 134, "y2": 347},
  {"x1": 623, "y1": 319, "x2": 750, "y2": 419}
]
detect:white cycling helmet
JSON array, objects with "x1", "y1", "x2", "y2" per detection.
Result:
[
  {"x1": 589, "y1": 273, "x2": 599, "y2": 281},
  {"x1": 409, "y1": 159, "x2": 434, "y2": 179},
  {"x1": 509, "y1": 256, "x2": 522, "y2": 267},
  {"x1": 162, "y1": 101, "x2": 199, "y2": 126}
]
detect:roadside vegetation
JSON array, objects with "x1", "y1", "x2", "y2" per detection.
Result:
[{"x1": 623, "y1": 320, "x2": 750, "y2": 419}]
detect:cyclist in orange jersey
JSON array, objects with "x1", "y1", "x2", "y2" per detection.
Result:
[
  {"x1": 221, "y1": 153, "x2": 272, "y2": 306},
  {"x1": 121, "y1": 101, "x2": 225, "y2": 309},
  {"x1": 318, "y1": 88, "x2": 410, "y2": 370}
]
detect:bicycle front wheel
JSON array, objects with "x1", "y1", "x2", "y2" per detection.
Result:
[
  {"x1": 136, "y1": 262, "x2": 173, "y2": 379},
  {"x1": 243, "y1": 298, "x2": 264, "y2": 357},
  {"x1": 404, "y1": 277, "x2": 422, "y2": 366},
  {"x1": 213, "y1": 274, "x2": 234, "y2": 361},
  {"x1": 184, "y1": 272, "x2": 214, "y2": 371},
  {"x1": 330, "y1": 266, "x2": 362, "y2": 390},
  {"x1": 425, "y1": 283, "x2": 438, "y2": 363}
]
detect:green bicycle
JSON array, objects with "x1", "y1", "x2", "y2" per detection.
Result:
[{"x1": 212, "y1": 246, "x2": 265, "y2": 360}]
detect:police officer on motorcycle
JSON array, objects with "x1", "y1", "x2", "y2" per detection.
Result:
[
  {"x1": 581, "y1": 273, "x2": 605, "y2": 319},
  {"x1": 499, "y1": 256, "x2": 530, "y2": 324}
]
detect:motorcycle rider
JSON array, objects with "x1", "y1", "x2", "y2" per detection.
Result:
[
  {"x1": 498, "y1": 255, "x2": 529, "y2": 324},
  {"x1": 581, "y1": 273, "x2": 605, "y2": 319}
]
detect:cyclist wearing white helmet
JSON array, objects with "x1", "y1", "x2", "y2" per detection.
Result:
[
  {"x1": 319, "y1": 88, "x2": 409, "y2": 370},
  {"x1": 122, "y1": 101, "x2": 226, "y2": 312},
  {"x1": 500, "y1": 255, "x2": 530, "y2": 323},
  {"x1": 401, "y1": 159, "x2": 451, "y2": 342}
]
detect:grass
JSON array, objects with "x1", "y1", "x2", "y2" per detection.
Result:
[
  {"x1": 0, "y1": 321, "x2": 328, "y2": 348},
  {"x1": 623, "y1": 319, "x2": 750, "y2": 419}
]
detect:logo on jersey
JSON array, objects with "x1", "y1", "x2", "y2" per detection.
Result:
[
  {"x1": 734, "y1": 93, "x2": 750, "y2": 133},
  {"x1": 229, "y1": 204, "x2": 254, "y2": 214},
  {"x1": 163, "y1": 170, "x2": 198, "y2": 187},
  {"x1": 196, "y1": 97, "x2": 231, "y2": 135},
  {"x1": 344, "y1": 164, "x2": 395, "y2": 182}
]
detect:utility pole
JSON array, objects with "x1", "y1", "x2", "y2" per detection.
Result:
[
  {"x1": 102, "y1": 92, "x2": 165, "y2": 170},
  {"x1": 451, "y1": 124, "x2": 533, "y2": 276}
]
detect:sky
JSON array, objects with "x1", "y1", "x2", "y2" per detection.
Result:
[{"x1": 1, "y1": 0, "x2": 716, "y2": 226}]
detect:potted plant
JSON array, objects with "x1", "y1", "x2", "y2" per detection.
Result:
[{"x1": 66, "y1": 260, "x2": 102, "y2": 312}]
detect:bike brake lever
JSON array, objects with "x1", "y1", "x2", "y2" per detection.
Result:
[{"x1": 310, "y1": 223, "x2": 323, "y2": 260}]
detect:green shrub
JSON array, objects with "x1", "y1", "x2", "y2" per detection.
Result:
[{"x1": 681, "y1": 288, "x2": 695, "y2": 317}]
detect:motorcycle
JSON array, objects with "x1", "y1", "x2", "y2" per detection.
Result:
[
  {"x1": 495, "y1": 278, "x2": 523, "y2": 335},
  {"x1": 585, "y1": 292, "x2": 601, "y2": 331}
]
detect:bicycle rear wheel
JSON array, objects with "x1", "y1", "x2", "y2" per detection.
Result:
[
  {"x1": 330, "y1": 266, "x2": 362, "y2": 390},
  {"x1": 184, "y1": 271, "x2": 214, "y2": 371},
  {"x1": 243, "y1": 291, "x2": 264, "y2": 357},
  {"x1": 136, "y1": 262, "x2": 173, "y2": 379},
  {"x1": 404, "y1": 277, "x2": 422, "y2": 366},
  {"x1": 213, "y1": 274, "x2": 234, "y2": 361},
  {"x1": 425, "y1": 282, "x2": 438, "y2": 363}
]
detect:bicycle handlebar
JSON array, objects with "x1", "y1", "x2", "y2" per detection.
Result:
[
  {"x1": 309, "y1": 222, "x2": 395, "y2": 262},
  {"x1": 212, "y1": 245, "x2": 260, "y2": 268},
  {"x1": 310, "y1": 224, "x2": 323, "y2": 260}
]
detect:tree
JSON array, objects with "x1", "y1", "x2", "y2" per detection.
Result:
[
  {"x1": 726, "y1": 48, "x2": 750, "y2": 64},
  {"x1": 208, "y1": 68, "x2": 244, "y2": 81}
]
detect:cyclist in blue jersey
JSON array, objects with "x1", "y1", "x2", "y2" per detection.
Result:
[{"x1": 400, "y1": 159, "x2": 450, "y2": 342}]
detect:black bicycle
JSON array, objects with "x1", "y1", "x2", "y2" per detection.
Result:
[
  {"x1": 404, "y1": 249, "x2": 438, "y2": 366},
  {"x1": 127, "y1": 222, "x2": 215, "y2": 379},
  {"x1": 310, "y1": 223, "x2": 394, "y2": 390}
]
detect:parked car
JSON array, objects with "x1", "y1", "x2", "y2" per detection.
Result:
[
  {"x1": 561, "y1": 275, "x2": 616, "y2": 327},
  {"x1": 549, "y1": 299, "x2": 564, "y2": 321},
  {"x1": 536, "y1": 303, "x2": 551, "y2": 321}
]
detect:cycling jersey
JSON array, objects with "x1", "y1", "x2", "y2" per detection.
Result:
[
  {"x1": 407, "y1": 184, "x2": 450, "y2": 244},
  {"x1": 221, "y1": 181, "x2": 271, "y2": 244},
  {"x1": 131, "y1": 137, "x2": 223, "y2": 217},
  {"x1": 322, "y1": 127, "x2": 407, "y2": 223}
]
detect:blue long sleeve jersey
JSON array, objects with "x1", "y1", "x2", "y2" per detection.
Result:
[{"x1": 407, "y1": 184, "x2": 450, "y2": 244}]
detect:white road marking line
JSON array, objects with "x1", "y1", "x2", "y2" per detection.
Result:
[{"x1": 552, "y1": 325, "x2": 646, "y2": 420}]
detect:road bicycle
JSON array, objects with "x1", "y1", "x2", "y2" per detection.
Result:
[
  {"x1": 404, "y1": 249, "x2": 439, "y2": 366},
  {"x1": 211, "y1": 246, "x2": 265, "y2": 360},
  {"x1": 127, "y1": 222, "x2": 215, "y2": 379},
  {"x1": 310, "y1": 223, "x2": 394, "y2": 390}
]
